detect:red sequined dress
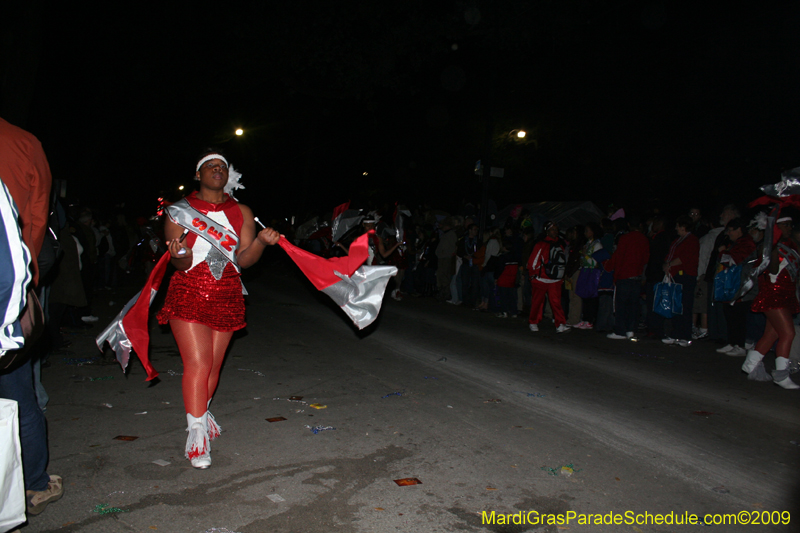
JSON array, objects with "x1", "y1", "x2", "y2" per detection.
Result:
[
  {"x1": 751, "y1": 240, "x2": 800, "y2": 314},
  {"x1": 156, "y1": 193, "x2": 246, "y2": 331}
]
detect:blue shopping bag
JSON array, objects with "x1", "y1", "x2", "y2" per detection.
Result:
[
  {"x1": 653, "y1": 275, "x2": 683, "y2": 318},
  {"x1": 713, "y1": 264, "x2": 742, "y2": 302}
]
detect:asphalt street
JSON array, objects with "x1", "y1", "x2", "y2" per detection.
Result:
[{"x1": 21, "y1": 261, "x2": 800, "y2": 533}]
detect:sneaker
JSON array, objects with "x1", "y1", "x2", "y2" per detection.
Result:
[
  {"x1": 446, "y1": 299, "x2": 462, "y2": 305},
  {"x1": 692, "y1": 329, "x2": 709, "y2": 340},
  {"x1": 715, "y1": 344, "x2": 734, "y2": 354},
  {"x1": 80, "y1": 315, "x2": 99, "y2": 323},
  {"x1": 607, "y1": 333, "x2": 628, "y2": 340},
  {"x1": 495, "y1": 312, "x2": 508, "y2": 318},
  {"x1": 744, "y1": 342, "x2": 755, "y2": 350},
  {"x1": 529, "y1": 324, "x2": 539, "y2": 332},
  {"x1": 27, "y1": 475, "x2": 64, "y2": 515},
  {"x1": 662, "y1": 337, "x2": 676, "y2": 345},
  {"x1": 675, "y1": 339, "x2": 691, "y2": 347},
  {"x1": 575, "y1": 322, "x2": 593, "y2": 330},
  {"x1": 556, "y1": 324, "x2": 570, "y2": 333},
  {"x1": 626, "y1": 331, "x2": 635, "y2": 339},
  {"x1": 727, "y1": 345, "x2": 747, "y2": 357}
]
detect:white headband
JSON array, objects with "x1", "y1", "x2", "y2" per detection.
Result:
[
  {"x1": 194, "y1": 154, "x2": 245, "y2": 199},
  {"x1": 777, "y1": 217, "x2": 793, "y2": 223},
  {"x1": 196, "y1": 154, "x2": 229, "y2": 171}
]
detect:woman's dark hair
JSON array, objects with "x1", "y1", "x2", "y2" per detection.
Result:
[
  {"x1": 726, "y1": 217, "x2": 746, "y2": 231},
  {"x1": 585, "y1": 222, "x2": 602, "y2": 240},
  {"x1": 675, "y1": 215, "x2": 693, "y2": 229},
  {"x1": 196, "y1": 147, "x2": 226, "y2": 165}
]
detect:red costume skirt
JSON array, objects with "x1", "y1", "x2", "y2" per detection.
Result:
[
  {"x1": 750, "y1": 271, "x2": 800, "y2": 314},
  {"x1": 156, "y1": 261, "x2": 246, "y2": 331}
]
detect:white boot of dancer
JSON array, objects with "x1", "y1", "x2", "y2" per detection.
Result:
[
  {"x1": 207, "y1": 400, "x2": 221, "y2": 440},
  {"x1": 186, "y1": 413, "x2": 211, "y2": 469},
  {"x1": 773, "y1": 357, "x2": 800, "y2": 389},
  {"x1": 741, "y1": 350, "x2": 764, "y2": 374}
]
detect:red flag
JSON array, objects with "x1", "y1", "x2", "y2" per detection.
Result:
[
  {"x1": 121, "y1": 252, "x2": 171, "y2": 380},
  {"x1": 332, "y1": 201, "x2": 350, "y2": 222},
  {"x1": 278, "y1": 233, "x2": 368, "y2": 290}
]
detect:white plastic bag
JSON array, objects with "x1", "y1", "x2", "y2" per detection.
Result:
[{"x1": 0, "y1": 399, "x2": 25, "y2": 532}]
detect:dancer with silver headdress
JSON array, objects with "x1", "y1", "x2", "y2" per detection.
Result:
[
  {"x1": 741, "y1": 169, "x2": 800, "y2": 389},
  {"x1": 157, "y1": 150, "x2": 279, "y2": 467}
]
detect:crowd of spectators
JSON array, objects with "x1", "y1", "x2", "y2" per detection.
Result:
[{"x1": 315, "y1": 200, "x2": 797, "y2": 389}]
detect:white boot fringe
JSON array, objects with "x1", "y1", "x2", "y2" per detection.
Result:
[
  {"x1": 186, "y1": 413, "x2": 211, "y2": 468},
  {"x1": 773, "y1": 357, "x2": 800, "y2": 390},
  {"x1": 206, "y1": 400, "x2": 221, "y2": 440},
  {"x1": 207, "y1": 411, "x2": 222, "y2": 440}
]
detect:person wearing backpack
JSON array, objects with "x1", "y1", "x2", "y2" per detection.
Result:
[
  {"x1": 527, "y1": 222, "x2": 569, "y2": 332},
  {"x1": 604, "y1": 218, "x2": 650, "y2": 339}
]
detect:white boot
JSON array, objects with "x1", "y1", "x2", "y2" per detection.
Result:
[
  {"x1": 207, "y1": 400, "x2": 221, "y2": 440},
  {"x1": 186, "y1": 413, "x2": 211, "y2": 469},
  {"x1": 742, "y1": 350, "x2": 764, "y2": 374},
  {"x1": 773, "y1": 357, "x2": 800, "y2": 390}
]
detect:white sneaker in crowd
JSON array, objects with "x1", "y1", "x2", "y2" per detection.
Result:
[
  {"x1": 727, "y1": 345, "x2": 747, "y2": 357},
  {"x1": 529, "y1": 324, "x2": 539, "y2": 332},
  {"x1": 661, "y1": 337, "x2": 676, "y2": 345},
  {"x1": 607, "y1": 333, "x2": 628, "y2": 340},
  {"x1": 556, "y1": 324, "x2": 570, "y2": 333},
  {"x1": 716, "y1": 344, "x2": 734, "y2": 353}
]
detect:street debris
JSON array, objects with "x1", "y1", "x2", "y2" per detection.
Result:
[
  {"x1": 92, "y1": 503, "x2": 128, "y2": 515},
  {"x1": 63, "y1": 356, "x2": 100, "y2": 366},
  {"x1": 513, "y1": 390, "x2": 545, "y2": 398},
  {"x1": 266, "y1": 417, "x2": 287, "y2": 423},
  {"x1": 238, "y1": 368, "x2": 265, "y2": 377},
  {"x1": 135, "y1": 411, "x2": 147, "y2": 415},
  {"x1": 486, "y1": 486, "x2": 497, "y2": 490},
  {"x1": 152, "y1": 459, "x2": 170, "y2": 467},
  {"x1": 101, "y1": 403, "x2": 113, "y2": 408},
  {"x1": 382, "y1": 391, "x2": 404, "y2": 398},
  {"x1": 113, "y1": 435, "x2": 138, "y2": 441},
  {"x1": 309, "y1": 403, "x2": 327, "y2": 409},
  {"x1": 484, "y1": 399, "x2": 502, "y2": 403},
  {"x1": 437, "y1": 357, "x2": 447, "y2": 362},
  {"x1": 629, "y1": 351, "x2": 672, "y2": 363},
  {"x1": 289, "y1": 396, "x2": 303, "y2": 401},
  {"x1": 711, "y1": 486, "x2": 730, "y2": 494},
  {"x1": 393, "y1": 478, "x2": 422, "y2": 486},
  {"x1": 166, "y1": 370, "x2": 183, "y2": 376},
  {"x1": 273, "y1": 397, "x2": 307, "y2": 404},
  {"x1": 306, "y1": 425, "x2": 335, "y2": 434},
  {"x1": 541, "y1": 463, "x2": 580, "y2": 476},
  {"x1": 266, "y1": 494, "x2": 285, "y2": 503}
]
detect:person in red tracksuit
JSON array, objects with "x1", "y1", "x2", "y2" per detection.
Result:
[
  {"x1": 604, "y1": 219, "x2": 650, "y2": 339},
  {"x1": 527, "y1": 222, "x2": 569, "y2": 333}
]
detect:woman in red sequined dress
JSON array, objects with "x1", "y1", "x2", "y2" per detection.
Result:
[
  {"x1": 742, "y1": 217, "x2": 800, "y2": 389},
  {"x1": 157, "y1": 151, "x2": 280, "y2": 467}
]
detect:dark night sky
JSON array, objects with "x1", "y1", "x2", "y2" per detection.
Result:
[{"x1": 3, "y1": 1, "x2": 799, "y2": 221}]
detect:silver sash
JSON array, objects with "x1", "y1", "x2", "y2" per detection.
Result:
[{"x1": 166, "y1": 199, "x2": 240, "y2": 271}]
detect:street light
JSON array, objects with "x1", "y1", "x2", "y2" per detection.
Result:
[
  {"x1": 235, "y1": 128, "x2": 244, "y2": 136},
  {"x1": 511, "y1": 129, "x2": 526, "y2": 139}
]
